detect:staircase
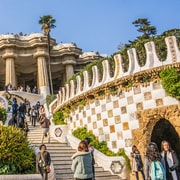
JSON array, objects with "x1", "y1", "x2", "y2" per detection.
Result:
[{"x1": 27, "y1": 123, "x2": 121, "y2": 180}]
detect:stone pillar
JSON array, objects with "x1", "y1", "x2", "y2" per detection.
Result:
[
  {"x1": 34, "y1": 51, "x2": 50, "y2": 97},
  {"x1": 2, "y1": 50, "x2": 17, "y2": 88},
  {"x1": 65, "y1": 64, "x2": 74, "y2": 80},
  {"x1": 62, "y1": 56, "x2": 76, "y2": 81}
]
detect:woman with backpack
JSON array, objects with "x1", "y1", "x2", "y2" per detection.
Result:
[
  {"x1": 131, "y1": 145, "x2": 145, "y2": 180},
  {"x1": 161, "y1": 140, "x2": 179, "y2": 180},
  {"x1": 145, "y1": 142, "x2": 166, "y2": 180}
]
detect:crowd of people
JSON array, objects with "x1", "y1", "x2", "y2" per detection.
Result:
[
  {"x1": 5, "y1": 83, "x2": 38, "y2": 94},
  {"x1": 131, "y1": 141, "x2": 180, "y2": 180},
  {"x1": 9, "y1": 97, "x2": 51, "y2": 144}
]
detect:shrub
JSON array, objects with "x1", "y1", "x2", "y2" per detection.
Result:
[
  {"x1": 72, "y1": 127, "x2": 131, "y2": 170},
  {"x1": 0, "y1": 125, "x2": 36, "y2": 174},
  {"x1": 159, "y1": 68, "x2": 180, "y2": 99},
  {"x1": 46, "y1": 94, "x2": 56, "y2": 109},
  {"x1": 0, "y1": 107, "x2": 7, "y2": 124},
  {"x1": 52, "y1": 110, "x2": 66, "y2": 125}
]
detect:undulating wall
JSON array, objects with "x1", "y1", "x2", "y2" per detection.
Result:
[{"x1": 54, "y1": 36, "x2": 180, "y2": 154}]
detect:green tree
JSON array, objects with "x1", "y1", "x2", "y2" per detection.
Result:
[
  {"x1": 38, "y1": 15, "x2": 56, "y2": 94},
  {"x1": 132, "y1": 18, "x2": 157, "y2": 38}
]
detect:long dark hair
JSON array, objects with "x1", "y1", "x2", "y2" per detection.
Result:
[
  {"x1": 146, "y1": 142, "x2": 161, "y2": 161},
  {"x1": 132, "y1": 145, "x2": 140, "y2": 154}
]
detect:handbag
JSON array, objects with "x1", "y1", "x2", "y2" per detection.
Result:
[{"x1": 46, "y1": 166, "x2": 51, "y2": 173}]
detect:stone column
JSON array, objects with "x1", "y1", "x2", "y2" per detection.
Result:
[
  {"x1": 62, "y1": 56, "x2": 76, "y2": 81},
  {"x1": 2, "y1": 50, "x2": 17, "y2": 88},
  {"x1": 34, "y1": 51, "x2": 50, "y2": 97},
  {"x1": 65, "y1": 64, "x2": 74, "y2": 80}
]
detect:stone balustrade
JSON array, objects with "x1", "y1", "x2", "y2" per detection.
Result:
[{"x1": 55, "y1": 36, "x2": 180, "y2": 110}]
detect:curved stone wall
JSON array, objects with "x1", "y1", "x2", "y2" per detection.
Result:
[{"x1": 53, "y1": 36, "x2": 180, "y2": 154}]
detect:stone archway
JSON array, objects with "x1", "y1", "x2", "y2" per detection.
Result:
[
  {"x1": 151, "y1": 118, "x2": 180, "y2": 154},
  {"x1": 132, "y1": 104, "x2": 180, "y2": 154}
]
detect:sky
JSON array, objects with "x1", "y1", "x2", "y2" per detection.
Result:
[{"x1": 0, "y1": 0, "x2": 179, "y2": 55}]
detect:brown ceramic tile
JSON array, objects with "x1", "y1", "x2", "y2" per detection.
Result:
[
  {"x1": 93, "y1": 122, "x2": 97, "y2": 129},
  {"x1": 76, "y1": 114, "x2": 79, "y2": 120},
  {"x1": 133, "y1": 86, "x2": 141, "y2": 94},
  {"x1": 106, "y1": 95, "x2": 112, "y2": 103},
  {"x1": 83, "y1": 111, "x2": 86, "y2": 118},
  {"x1": 144, "y1": 92, "x2": 152, "y2": 100},
  {"x1": 80, "y1": 119, "x2": 83, "y2": 126},
  {"x1": 110, "y1": 125, "x2": 115, "y2": 133},
  {"x1": 103, "y1": 119, "x2": 108, "y2": 126},
  {"x1": 101, "y1": 104, "x2": 106, "y2": 112},
  {"x1": 127, "y1": 96, "x2": 134, "y2": 104},
  {"x1": 119, "y1": 92, "x2": 125, "y2": 99},
  {"x1": 123, "y1": 122, "x2": 129, "y2": 130},
  {"x1": 136, "y1": 102, "x2": 143, "y2": 111},
  {"x1": 95, "y1": 100, "x2": 100, "y2": 106},
  {"x1": 105, "y1": 134, "x2": 110, "y2": 141},
  {"x1": 73, "y1": 122, "x2": 76, "y2": 128},
  {"x1": 112, "y1": 141, "x2": 117, "y2": 149},
  {"x1": 108, "y1": 110, "x2": 113, "y2": 118},
  {"x1": 91, "y1": 108, "x2": 96, "y2": 115},
  {"x1": 125, "y1": 138, "x2": 132, "y2": 147},
  {"x1": 86, "y1": 104, "x2": 90, "y2": 110},
  {"x1": 121, "y1": 106, "x2": 127, "y2": 114},
  {"x1": 87, "y1": 116, "x2": 91, "y2": 123},
  {"x1": 113, "y1": 100, "x2": 119, "y2": 108},
  {"x1": 117, "y1": 132, "x2": 123, "y2": 139},
  {"x1": 97, "y1": 113, "x2": 101, "y2": 120},
  {"x1": 153, "y1": 82, "x2": 161, "y2": 89},
  {"x1": 98, "y1": 128, "x2": 103, "y2": 135},
  {"x1": 156, "y1": 99, "x2": 163, "y2": 106},
  {"x1": 115, "y1": 115, "x2": 121, "y2": 124}
]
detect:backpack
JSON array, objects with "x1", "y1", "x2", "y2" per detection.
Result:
[{"x1": 150, "y1": 161, "x2": 166, "y2": 180}]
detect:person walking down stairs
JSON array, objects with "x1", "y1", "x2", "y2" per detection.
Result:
[
  {"x1": 36, "y1": 144, "x2": 51, "y2": 180},
  {"x1": 40, "y1": 114, "x2": 51, "y2": 144}
]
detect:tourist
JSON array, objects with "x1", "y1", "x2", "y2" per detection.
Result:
[
  {"x1": 32, "y1": 86, "x2": 38, "y2": 94},
  {"x1": 131, "y1": 145, "x2": 145, "y2": 180},
  {"x1": 161, "y1": 140, "x2": 179, "y2": 180},
  {"x1": 71, "y1": 140, "x2": 93, "y2": 180},
  {"x1": 36, "y1": 144, "x2": 51, "y2": 180},
  {"x1": 12, "y1": 97, "x2": 18, "y2": 125},
  {"x1": 39, "y1": 105, "x2": 46, "y2": 121},
  {"x1": 40, "y1": 114, "x2": 51, "y2": 144},
  {"x1": 84, "y1": 137, "x2": 95, "y2": 180},
  {"x1": 26, "y1": 85, "x2": 31, "y2": 93},
  {"x1": 145, "y1": 142, "x2": 166, "y2": 180},
  {"x1": 35, "y1": 101, "x2": 41, "y2": 122},
  {"x1": 30, "y1": 105, "x2": 38, "y2": 127}
]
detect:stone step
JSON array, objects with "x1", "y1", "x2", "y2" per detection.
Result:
[{"x1": 27, "y1": 125, "x2": 121, "y2": 180}]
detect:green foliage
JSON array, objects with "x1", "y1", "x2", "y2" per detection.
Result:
[
  {"x1": 159, "y1": 68, "x2": 180, "y2": 99},
  {"x1": 0, "y1": 125, "x2": 36, "y2": 174},
  {"x1": 46, "y1": 94, "x2": 56, "y2": 109},
  {"x1": 0, "y1": 107, "x2": 7, "y2": 124},
  {"x1": 72, "y1": 127, "x2": 131, "y2": 170},
  {"x1": 52, "y1": 110, "x2": 66, "y2": 125},
  {"x1": 116, "y1": 29, "x2": 180, "y2": 69},
  {"x1": 132, "y1": 18, "x2": 157, "y2": 38}
]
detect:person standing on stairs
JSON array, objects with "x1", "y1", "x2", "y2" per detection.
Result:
[
  {"x1": 84, "y1": 137, "x2": 95, "y2": 180},
  {"x1": 30, "y1": 105, "x2": 38, "y2": 127},
  {"x1": 36, "y1": 144, "x2": 51, "y2": 180},
  {"x1": 40, "y1": 114, "x2": 51, "y2": 144},
  {"x1": 71, "y1": 140, "x2": 94, "y2": 180}
]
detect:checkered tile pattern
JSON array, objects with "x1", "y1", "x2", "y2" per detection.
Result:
[{"x1": 68, "y1": 81, "x2": 179, "y2": 153}]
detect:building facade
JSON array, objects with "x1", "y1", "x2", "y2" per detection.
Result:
[{"x1": 0, "y1": 33, "x2": 101, "y2": 97}]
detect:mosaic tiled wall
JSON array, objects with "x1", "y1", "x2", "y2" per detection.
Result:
[{"x1": 68, "y1": 81, "x2": 179, "y2": 154}]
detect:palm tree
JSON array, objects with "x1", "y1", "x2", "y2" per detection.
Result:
[{"x1": 39, "y1": 15, "x2": 56, "y2": 94}]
